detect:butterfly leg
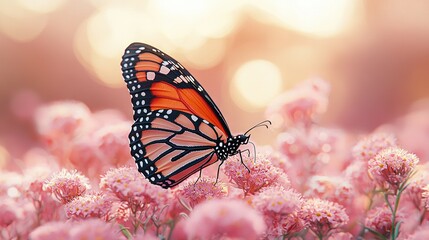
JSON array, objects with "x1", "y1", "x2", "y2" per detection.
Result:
[
  {"x1": 214, "y1": 160, "x2": 226, "y2": 185},
  {"x1": 241, "y1": 149, "x2": 251, "y2": 157},
  {"x1": 193, "y1": 167, "x2": 204, "y2": 187},
  {"x1": 193, "y1": 152, "x2": 216, "y2": 187},
  {"x1": 238, "y1": 150, "x2": 251, "y2": 173}
]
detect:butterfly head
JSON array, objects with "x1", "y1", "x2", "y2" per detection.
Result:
[{"x1": 237, "y1": 134, "x2": 250, "y2": 145}]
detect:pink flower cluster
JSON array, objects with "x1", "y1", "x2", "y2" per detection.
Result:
[{"x1": 1, "y1": 79, "x2": 429, "y2": 239}]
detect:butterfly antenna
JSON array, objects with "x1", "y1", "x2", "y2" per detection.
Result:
[{"x1": 244, "y1": 120, "x2": 272, "y2": 136}]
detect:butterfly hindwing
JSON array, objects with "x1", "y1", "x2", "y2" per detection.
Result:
[
  {"x1": 129, "y1": 109, "x2": 226, "y2": 188},
  {"x1": 121, "y1": 42, "x2": 231, "y2": 136}
]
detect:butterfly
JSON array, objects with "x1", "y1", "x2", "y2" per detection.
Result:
[{"x1": 121, "y1": 42, "x2": 270, "y2": 188}]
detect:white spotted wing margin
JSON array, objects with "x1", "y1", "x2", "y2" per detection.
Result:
[
  {"x1": 128, "y1": 109, "x2": 224, "y2": 189},
  {"x1": 120, "y1": 42, "x2": 231, "y2": 137}
]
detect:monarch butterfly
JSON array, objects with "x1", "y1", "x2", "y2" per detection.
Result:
[{"x1": 121, "y1": 43, "x2": 270, "y2": 188}]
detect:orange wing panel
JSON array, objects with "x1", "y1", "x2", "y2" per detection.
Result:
[
  {"x1": 149, "y1": 82, "x2": 228, "y2": 136},
  {"x1": 135, "y1": 61, "x2": 161, "y2": 71},
  {"x1": 138, "y1": 52, "x2": 163, "y2": 63}
]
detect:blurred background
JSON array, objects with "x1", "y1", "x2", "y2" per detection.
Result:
[{"x1": 1, "y1": 0, "x2": 429, "y2": 159}]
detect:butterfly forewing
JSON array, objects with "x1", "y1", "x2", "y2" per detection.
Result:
[{"x1": 121, "y1": 42, "x2": 231, "y2": 136}]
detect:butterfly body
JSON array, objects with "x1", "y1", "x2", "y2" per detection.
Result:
[{"x1": 121, "y1": 42, "x2": 250, "y2": 188}]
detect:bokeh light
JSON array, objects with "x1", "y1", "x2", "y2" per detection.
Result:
[
  {"x1": 231, "y1": 60, "x2": 283, "y2": 111},
  {"x1": 2, "y1": 0, "x2": 429, "y2": 154},
  {"x1": 249, "y1": 0, "x2": 359, "y2": 37}
]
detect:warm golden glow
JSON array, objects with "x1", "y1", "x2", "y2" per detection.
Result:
[
  {"x1": 231, "y1": 60, "x2": 283, "y2": 111},
  {"x1": 250, "y1": 0, "x2": 358, "y2": 37},
  {"x1": 0, "y1": 2, "x2": 47, "y2": 42}
]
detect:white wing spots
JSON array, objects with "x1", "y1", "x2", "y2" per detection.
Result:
[
  {"x1": 173, "y1": 76, "x2": 182, "y2": 84},
  {"x1": 162, "y1": 61, "x2": 168, "y2": 66},
  {"x1": 141, "y1": 100, "x2": 145, "y2": 105},
  {"x1": 203, "y1": 119, "x2": 209, "y2": 124},
  {"x1": 137, "y1": 84, "x2": 141, "y2": 89},
  {"x1": 136, "y1": 100, "x2": 140, "y2": 106},
  {"x1": 163, "y1": 115, "x2": 168, "y2": 119},
  {"x1": 143, "y1": 109, "x2": 148, "y2": 113},
  {"x1": 152, "y1": 48, "x2": 157, "y2": 52},
  {"x1": 141, "y1": 92, "x2": 146, "y2": 96},
  {"x1": 150, "y1": 177, "x2": 156, "y2": 181},
  {"x1": 179, "y1": 75, "x2": 188, "y2": 83},
  {"x1": 166, "y1": 109, "x2": 172, "y2": 114},
  {"x1": 145, "y1": 170, "x2": 150, "y2": 175},
  {"x1": 158, "y1": 109, "x2": 164, "y2": 113},
  {"x1": 131, "y1": 136, "x2": 135, "y2": 141},
  {"x1": 136, "y1": 50, "x2": 141, "y2": 53},
  {"x1": 132, "y1": 86, "x2": 136, "y2": 91},
  {"x1": 197, "y1": 86, "x2": 203, "y2": 92},
  {"x1": 139, "y1": 47, "x2": 145, "y2": 50},
  {"x1": 160, "y1": 66, "x2": 170, "y2": 74},
  {"x1": 157, "y1": 174, "x2": 162, "y2": 179},
  {"x1": 126, "y1": 50, "x2": 130, "y2": 54},
  {"x1": 133, "y1": 126, "x2": 137, "y2": 131},
  {"x1": 139, "y1": 161, "x2": 144, "y2": 168},
  {"x1": 191, "y1": 115, "x2": 198, "y2": 122},
  {"x1": 156, "y1": 113, "x2": 160, "y2": 116},
  {"x1": 123, "y1": 63, "x2": 128, "y2": 68},
  {"x1": 124, "y1": 58, "x2": 129, "y2": 62},
  {"x1": 139, "y1": 149, "x2": 143, "y2": 154},
  {"x1": 137, "y1": 109, "x2": 142, "y2": 114},
  {"x1": 133, "y1": 145, "x2": 137, "y2": 150},
  {"x1": 147, "y1": 72, "x2": 155, "y2": 81}
]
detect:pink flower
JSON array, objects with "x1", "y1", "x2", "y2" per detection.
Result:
[
  {"x1": 44, "y1": 169, "x2": 91, "y2": 204},
  {"x1": 253, "y1": 186, "x2": 302, "y2": 215},
  {"x1": 368, "y1": 147, "x2": 419, "y2": 190},
  {"x1": 68, "y1": 137, "x2": 104, "y2": 178},
  {"x1": 94, "y1": 122, "x2": 132, "y2": 166},
  {"x1": 344, "y1": 160, "x2": 374, "y2": 194},
  {"x1": 365, "y1": 206, "x2": 403, "y2": 238},
  {"x1": 253, "y1": 186, "x2": 304, "y2": 238},
  {"x1": 405, "y1": 172, "x2": 429, "y2": 210},
  {"x1": 305, "y1": 176, "x2": 354, "y2": 205},
  {"x1": 223, "y1": 153, "x2": 290, "y2": 195},
  {"x1": 185, "y1": 199, "x2": 266, "y2": 240},
  {"x1": 34, "y1": 101, "x2": 92, "y2": 148},
  {"x1": 65, "y1": 192, "x2": 112, "y2": 220},
  {"x1": 100, "y1": 167, "x2": 167, "y2": 209},
  {"x1": 174, "y1": 177, "x2": 227, "y2": 208},
  {"x1": 0, "y1": 198, "x2": 20, "y2": 228},
  {"x1": 328, "y1": 232, "x2": 353, "y2": 240},
  {"x1": 69, "y1": 218, "x2": 121, "y2": 240},
  {"x1": 300, "y1": 198, "x2": 349, "y2": 238},
  {"x1": 405, "y1": 225, "x2": 429, "y2": 240},
  {"x1": 26, "y1": 180, "x2": 61, "y2": 223},
  {"x1": 29, "y1": 221, "x2": 72, "y2": 240},
  {"x1": 266, "y1": 78, "x2": 330, "y2": 128},
  {"x1": 352, "y1": 132, "x2": 397, "y2": 162}
]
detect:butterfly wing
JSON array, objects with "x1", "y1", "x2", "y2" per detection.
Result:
[
  {"x1": 121, "y1": 42, "x2": 231, "y2": 137},
  {"x1": 129, "y1": 109, "x2": 224, "y2": 188}
]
